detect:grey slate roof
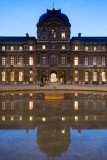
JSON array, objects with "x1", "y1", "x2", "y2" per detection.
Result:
[
  {"x1": 38, "y1": 9, "x2": 70, "y2": 24},
  {"x1": 71, "y1": 37, "x2": 107, "y2": 43},
  {"x1": 0, "y1": 37, "x2": 37, "y2": 43}
]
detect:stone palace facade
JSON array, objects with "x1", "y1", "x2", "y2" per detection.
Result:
[{"x1": 0, "y1": 9, "x2": 107, "y2": 85}]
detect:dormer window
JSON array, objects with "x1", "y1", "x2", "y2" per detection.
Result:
[
  {"x1": 61, "y1": 32, "x2": 65, "y2": 39},
  {"x1": 51, "y1": 30, "x2": 56, "y2": 39},
  {"x1": 2, "y1": 46, "x2": 5, "y2": 51},
  {"x1": 29, "y1": 45, "x2": 33, "y2": 51},
  {"x1": 42, "y1": 45, "x2": 46, "y2": 50},
  {"x1": 11, "y1": 46, "x2": 14, "y2": 51},
  {"x1": 62, "y1": 45, "x2": 65, "y2": 50},
  {"x1": 42, "y1": 30, "x2": 46, "y2": 39}
]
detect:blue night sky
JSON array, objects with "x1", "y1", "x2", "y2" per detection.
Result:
[{"x1": 0, "y1": 0, "x2": 107, "y2": 38}]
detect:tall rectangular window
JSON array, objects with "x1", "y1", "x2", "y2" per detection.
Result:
[
  {"x1": 94, "y1": 46, "x2": 97, "y2": 51},
  {"x1": 42, "y1": 45, "x2": 46, "y2": 50},
  {"x1": 85, "y1": 57, "x2": 88, "y2": 65},
  {"x1": 85, "y1": 72, "x2": 88, "y2": 82},
  {"x1": 19, "y1": 46, "x2": 22, "y2": 51},
  {"x1": 1, "y1": 71, "x2": 6, "y2": 81},
  {"x1": 62, "y1": 45, "x2": 65, "y2": 50},
  {"x1": 10, "y1": 56, "x2": 14, "y2": 65},
  {"x1": 19, "y1": 72, "x2": 23, "y2": 81},
  {"x1": 29, "y1": 46, "x2": 33, "y2": 51},
  {"x1": 102, "y1": 46, "x2": 106, "y2": 51},
  {"x1": 11, "y1": 46, "x2": 14, "y2": 51},
  {"x1": 19, "y1": 56, "x2": 23, "y2": 65},
  {"x1": 10, "y1": 71, "x2": 14, "y2": 81},
  {"x1": 2, "y1": 57, "x2": 6, "y2": 65},
  {"x1": 2, "y1": 46, "x2": 5, "y2": 51},
  {"x1": 93, "y1": 57, "x2": 97, "y2": 65},
  {"x1": 42, "y1": 57, "x2": 46, "y2": 65},
  {"x1": 29, "y1": 56, "x2": 33, "y2": 65},
  {"x1": 75, "y1": 46, "x2": 78, "y2": 51},
  {"x1": 93, "y1": 72, "x2": 97, "y2": 81},
  {"x1": 85, "y1": 46, "x2": 88, "y2": 51},
  {"x1": 102, "y1": 57, "x2": 106, "y2": 66},
  {"x1": 42, "y1": 31, "x2": 46, "y2": 39},
  {"x1": 61, "y1": 32, "x2": 65, "y2": 39},
  {"x1": 74, "y1": 57, "x2": 78, "y2": 65},
  {"x1": 51, "y1": 56, "x2": 57, "y2": 66},
  {"x1": 61, "y1": 57, "x2": 65, "y2": 65}
]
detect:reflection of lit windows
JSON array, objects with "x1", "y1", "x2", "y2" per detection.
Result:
[
  {"x1": 10, "y1": 71, "x2": 14, "y2": 81},
  {"x1": 75, "y1": 93, "x2": 78, "y2": 97},
  {"x1": 29, "y1": 56, "x2": 33, "y2": 65},
  {"x1": 2, "y1": 57, "x2": 5, "y2": 65},
  {"x1": 75, "y1": 77, "x2": 78, "y2": 81},
  {"x1": 29, "y1": 116, "x2": 33, "y2": 121},
  {"x1": 2, "y1": 116, "x2": 5, "y2": 121},
  {"x1": 19, "y1": 72, "x2": 23, "y2": 81},
  {"x1": 62, "y1": 129, "x2": 65, "y2": 134},
  {"x1": 2, "y1": 46, "x2": 5, "y2": 51},
  {"x1": 75, "y1": 116, "x2": 78, "y2": 121},
  {"x1": 74, "y1": 101, "x2": 78, "y2": 110},
  {"x1": 94, "y1": 116, "x2": 96, "y2": 120},
  {"x1": 75, "y1": 46, "x2": 78, "y2": 50},
  {"x1": 29, "y1": 46, "x2": 33, "y2": 51},
  {"x1": 102, "y1": 72, "x2": 106, "y2": 82},
  {"x1": 62, "y1": 45, "x2": 65, "y2": 50},
  {"x1": 42, "y1": 117, "x2": 46, "y2": 122},
  {"x1": 29, "y1": 101, "x2": 33, "y2": 110},
  {"x1": 85, "y1": 115, "x2": 88, "y2": 120},
  {"x1": 93, "y1": 72, "x2": 97, "y2": 81},
  {"x1": 42, "y1": 45, "x2": 46, "y2": 50},
  {"x1": 61, "y1": 32, "x2": 65, "y2": 39},
  {"x1": 74, "y1": 57, "x2": 78, "y2": 65},
  {"x1": 1, "y1": 71, "x2": 6, "y2": 81},
  {"x1": 62, "y1": 117, "x2": 65, "y2": 121},
  {"x1": 11, "y1": 116, "x2": 14, "y2": 121},
  {"x1": 2, "y1": 102, "x2": 6, "y2": 110},
  {"x1": 19, "y1": 116, "x2": 22, "y2": 121}
]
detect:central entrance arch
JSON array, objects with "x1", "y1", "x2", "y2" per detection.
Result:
[{"x1": 50, "y1": 72, "x2": 57, "y2": 83}]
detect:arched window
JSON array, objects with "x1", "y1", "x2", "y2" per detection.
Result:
[
  {"x1": 74, "y1": 57, "x2": 78, "y2": 65},
  {"x1": 42, "y1": 30, "x2": 46, "y2": 39},
  {"x1": 93, "y1": 72, "x2": 97, "y2": 81},
  {"x1": 10, "y1": 71, "x2": 14, "y2": 81},
  {"x1": 102, "y1": 72, "x2": 106, "y2": 82},
  {"x1": 1, "y1": 71, "x2": 6, "y2": 81},
  {"x1": 19, "y1": 72, "x2": 23, "y2": 81},
  {"x1": 85, "y1": 72, "x2": 89, "y2": 82}
]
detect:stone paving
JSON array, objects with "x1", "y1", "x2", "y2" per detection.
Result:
[{"x1": 0, "y1": 84, "x2": 107, "y2": 92}]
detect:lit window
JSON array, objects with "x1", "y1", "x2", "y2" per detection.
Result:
[
  {"x1": 18, "y1": 56, "x2": 23, "y2": 65},
  {"x1": 19, "y1": 46, "x2": 22, "y2": 51},
  {"x1": 10, "y1": 56, "x2": 14, "y2": 65},
  {"x1": 30, "y1": 77, "x2": 33, "y2": 81},
  {"x1": 61, "y1": 32, "x2": 65, "y2": 39},
  {"x1": 74, "y1": 57, "x2": 78, "y2": 65},
  {"x1": 74, "y1": 101, "x2": 78, "y2": 110},
  {"x1": 29, "y1": 116, "x2": 33, "y2": 121},
  {"x1": 29, "y1": 56, "x2": 33, "y2": 65},
  {"x1": 75, "y1": 77, "x2": 78, "y2": 81},
  {"x1": 85, "y1": 46, "x2": 88, "y2": 51},
  {"x1": 75, "y1": 70, "x2": 78, "y2": 74},
  {"x1": 42, "y1": 117, "x2": 46, "y2": 122},
  {"x1": 62, "y1": 117, "x2": 65, "y2": 121},
  {"x1": 102, "y1": 57, "x2": 106, "y2": 66},
  {"x1": 51, "y1": 30, "x2": 56, "y2": 39},
  {"x1": 94, "y1": 46, "x2": 97, "y2": 51},
  {"x1": 42, "y1": 57, "x2": 46, "y2": 65},
  {"x1": 75, "y1": 46, "x2": 78, "y2": 50},
  {"x1": 93, "y1": 72, "x2": 97, "y2": 81},
  {"x1": 29, "y1": 46, "x2": 33, "y2": 51},
  {"x1": 11, "y1": 46, "x2": 14, "y2": 51},
  {"x1": 61, "y1": 57, "x2": 65, "y2": 65},
  {"x1": 42, "y1": 30, "x2": 46, "y2": 39},
  {"x1": 75, "y1": 93, "x2": 78, "y2": 97},
  {"x1": 85, "y1": 57, "x2": 88, "y2": 65},
  {"x1": 85, "y1": 115, "x2": 88, "y2": 120},
  {"x1": 10, "y1": 71, "x2": 14, "y2": 81},
  {"x1": 75, "y1": 116, "x2": 78, "y2": 121},
  {"x1": 1, "y1": 71, "x2": 6, "y2": 81},
  {"x1": 42, "y1": 45, "x2": 46, "y2": 50},
  {"x1": 102, "y1": 72, "x2": 106, "y2": 82},
  {"x1": 62, "y1": 129, "x2": 65, "y2": 134},
  {"x1": 2, "y1": 46, "x2": 5, "y2": 51},
  {"x1": 2, "y1": 116, "x2": 5, "y2": 121},
  {"x1": 19, "y1": 116, "x2": 22, "y2": 121},
  {"x1": 19, "y1": 72, "x2": 23, "y2": 81},
  {"x1": 30, "y1": 70, "x2": 33, "y2": 74},
  {"x1": 102, "y1": 46, "x2": 106, "y2": 51},
  {"x1": 2, "y1": 57, "x2": 6, "y2": 65},
  {"x1": 85, "y1": 72, "x2": 89, "y2": 82},
  {"x1": 11, "y1": 116, "x2": 14, "y2": 121},
  {"x1": 2, "y1": 102, "x2": 6, "y2": 110},
  {"x1": 62, "y1": 45, "x2": 65, "y2": 50},
  {"x1": 29, "y1": 101, "x2": 33, "y2": 110},
  {"x1": 94, "y1": 116, "x2": 96, "y2": 120},
  {"x1": 93, "y1": 57, "x2": 97, "y2": 65}
]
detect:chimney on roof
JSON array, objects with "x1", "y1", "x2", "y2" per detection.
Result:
[
  {"x1": 26, "y1": 33, "x2": 29, "y2": 37},
  {"x1": 78, "y1": 33, "x2": 81, "y2": 37}
]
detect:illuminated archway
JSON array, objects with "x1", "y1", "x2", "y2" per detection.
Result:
[{"x1": 50, "y1": 72, "x2": 57, "y2": 83}]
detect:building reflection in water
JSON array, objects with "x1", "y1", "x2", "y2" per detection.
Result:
[{"x1": 0, "y1": 92, "x2": 107, "y2": 157}]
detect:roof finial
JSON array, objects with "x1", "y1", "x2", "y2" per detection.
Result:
[{"x1": 53, "y1": 0, "x2": 54, "y2": 9}]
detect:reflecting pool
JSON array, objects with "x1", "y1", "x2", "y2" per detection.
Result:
[{"x1": 0, "y1": 91, "x2": 107, "y2": 160}]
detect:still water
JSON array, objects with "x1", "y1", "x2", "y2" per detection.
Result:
[{"x1": 0, "y1": 91, "x2": 107, "y2": 160}]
